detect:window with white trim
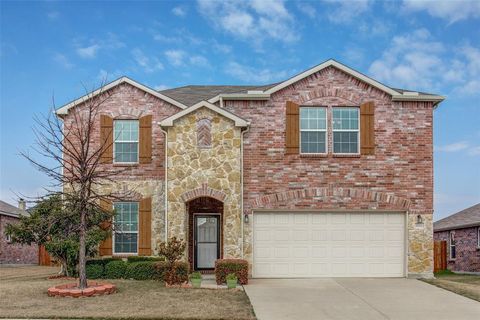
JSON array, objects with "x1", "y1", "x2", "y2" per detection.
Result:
[
  {"x1": 114, "y1": 120, "x2": 139, "y2": 163},
  {"x1": 5, "y1": 232, "x2": 12, "y2": 243},
  {"x1": 477, "y1": 227, "x2": 480, "y2": 248},
  {"x1": 300, "y1": 107, "x2": 327, "y2": 154},
  {"x1": 113, "y1": 202, "x2": 138, "y2": 254},
  {"x1": 332, "y1": 107, "x2": 359, "y2": 154},
  {"x1": 449, "y1": 231, "x2": 456, "y2": 259}
]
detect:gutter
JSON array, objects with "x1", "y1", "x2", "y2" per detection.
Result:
[
  {"x1": 434, "y1": 223, "x2": 480, "y2": 233},
  {"x1": 160, "y1": 125, "x2": 169, "y2": 243}
]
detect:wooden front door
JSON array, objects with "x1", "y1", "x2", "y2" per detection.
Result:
[{"x1": 194, "y1": 215, "x2": 220, "y2": 270}]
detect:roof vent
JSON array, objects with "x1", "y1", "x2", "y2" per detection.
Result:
[{"x1": 403, "y1": 91, "x2": 419, "y2": 96}]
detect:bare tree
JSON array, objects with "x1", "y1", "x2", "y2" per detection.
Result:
[{"x1": 22, "y1": 81, "x2": 125, "y2": 289}]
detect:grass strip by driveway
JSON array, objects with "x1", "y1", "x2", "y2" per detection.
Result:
[
  {"x1": 422, "y1": 270, "x2": 480, "y2": 302},
  {"x1": 0, "y1": 266, "x2": 256, "y2": 320}
]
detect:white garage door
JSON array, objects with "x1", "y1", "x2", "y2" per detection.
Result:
[{"x1": 253, "y1": 212, "x2": 405, "y2": 278}]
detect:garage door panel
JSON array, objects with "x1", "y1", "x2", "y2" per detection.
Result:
[{"x1": 253, "y1": 212, "x2": 405, "y2": 278}]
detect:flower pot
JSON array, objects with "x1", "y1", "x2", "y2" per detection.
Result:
[
  {"x1": 191, "y1": 278, "x2": 202, "y2": 288},
  {"x1": 226, "y1": 279, "x2": 237, "y2": 289}
]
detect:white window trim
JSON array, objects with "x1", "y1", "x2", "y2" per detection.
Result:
[
  {"x1": 113, "y1": 120, "x2": 139, "y2": 164},
  {"x1": 332, "y1": 106, "x2": 360, "y2": 155},
  {"x1": 112, "y1": 202, "x2": 139, "y2": 255},
  {"x1": 5, "y1": 233, "x2": 12, "y2": 243},
  {"x1": 477, "y1": 227, "x2": 480, "y2": 249},
  {"x1": 449, "y1": 231, "x2": 456, "y2": 260},
  {"x1": 299, "y1": 106, "x2": 328, "y2": 155}
]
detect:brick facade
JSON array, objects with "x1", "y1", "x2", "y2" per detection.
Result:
[
  {"x1": 434, "y1": 228, "x2": 480, "y2": 272},
  {"x1": 62, "y1": 65, "x2": 436, "y2": 277},
  {"x1": 0, "y1": 215, "x2": 38, "y2": 264}
]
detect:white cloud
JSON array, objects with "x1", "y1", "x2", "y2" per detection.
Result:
[
  {"x1": 403, "y1": 0, "x2": 480, "y2": 24},
  {"x1": 296, "y1": 2, "x2": 316, "y2": 18},
  {"x1": 368, "y1": 29, "x2": 480, "y2": 95},
  {"x1": 324, "y1": 0, "x2": 372, "y2": 24},
  {"x1": 212, "y1": 40, "x2": 232, "y2": 54},
  {"x1": 435, "y1": 141, "x2": 469, "y2": 152},
  {"x1": 226, "y1": 61, "x2": 288, "y2": 83},
  {"x1": 197, "y1": 0, "x2": 297, "y2": 44},
  {"x1": 189, "y1": 55, "x2": 210, "y2": 68},
  {"x1": 47, "y1": 11, "x2": 60, "y2": 20},
  {"x1": 154, "y1": 84, "x2": 170, "y2": 91},
  {"x1": 74, "y1": 33, "x2": 124, "y2": 59},
  {"x1": 132, "y1": 48, "x2": 164, "y2": 73},
  {"x1": 172, "y1": 6, "x2": 187, "y2": 17},
  {"x1": 165, "y1": 50, "x2": 186, "y2": 66},
  {"x1": 468, "y1": 146, "x2": 480, "y2": 156},
  {"x1": 76, "y1": 44, "x2": 100, "y2": 59},
  {"x1": 53, "y1": 53, "x2": 73, "y2": 69}
]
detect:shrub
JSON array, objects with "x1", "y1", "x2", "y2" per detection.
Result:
[
  {"x1": 124, "y1": 261, "x2": 156, "y2": 280},
  {"x1": 226, "y1": 273, "x2": 237, "y2": 281},
  {"x1": 104, "y1": 260, "x2": 127, "y2": 279},
  {"x1": 215, "y1": 259, "x2": 248, "y2": 285},
  {"x1": 158, "y1": 237, "x2": 187, "y2": 285},
  {"x1": 86, "y1": 263, "x2": 104, "y2": 279},
  {"x1": 127, "y1": 256, "x2": 164, "y2": 263},
  {"x1": 154, "y1": 261, "x2": 189, "y2": 283},
  {"x1": 189, "y1": 271, "x2": 202, "y2": 280}
]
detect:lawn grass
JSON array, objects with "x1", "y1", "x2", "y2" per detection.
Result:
[
  {"x1": 0, "y1": 266, "x2": 256, "y2": 320},
  {"x1": 422, "y1": 270, "x2": 480, "y2": 302}
]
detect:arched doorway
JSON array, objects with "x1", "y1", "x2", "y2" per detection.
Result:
[{"x1": 186, "y1": 197, "x2": 224, "y2": 271}]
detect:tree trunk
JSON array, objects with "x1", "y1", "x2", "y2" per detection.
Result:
[{"x1": 78, "y1": 210, "x2": 87, "y2": 289}]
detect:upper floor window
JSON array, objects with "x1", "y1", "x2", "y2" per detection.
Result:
[
  {"x1": 449, "y1": 231, "x2": 456, "y2": 260},
  {"x1": 300, "y1": 107, "x2": 327, "y2": 154},
  {"x1": 114, "y1": 120, "x2": 139, "y2": 163},
  {"x1": 113, "y1": 202, "x2": 139, "y2": 254},
  {"x1": 332, "y1": 107, "x2": 359, "y2": 154}
]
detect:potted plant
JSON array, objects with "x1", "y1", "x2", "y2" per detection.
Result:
[
  {"x1": 189, "y1": 271, "x2": 202, "y2": 288},
  {"x1": 226, "y1": 273, "x2": 237, "y2": 289}
]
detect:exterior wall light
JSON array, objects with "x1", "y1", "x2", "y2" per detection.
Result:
[{"x1": 244, "y1": 214, "x2": 249, "y2": 224}]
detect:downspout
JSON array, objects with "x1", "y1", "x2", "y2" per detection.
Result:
[
  {"x1": 240, "y1": 125, "x2": 250, "y2": 258},
  {"x1": 160, "y1": 126, "x2": 169, "y2": 243}
]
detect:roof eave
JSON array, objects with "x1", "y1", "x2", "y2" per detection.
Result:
[{"x1": 434, "y1": 222, "x2": 480, "y2": 232}]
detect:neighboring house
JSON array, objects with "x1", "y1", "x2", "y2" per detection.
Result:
[
  {"x1": 0, "y1": 199, "x2": 38, "y2": 264},
  {"x1": 56, "y1": 59, "x2": 444, "y2": 278},
  {"x1": 434, "y1": 204, "x2": 480, "y2": 273}
]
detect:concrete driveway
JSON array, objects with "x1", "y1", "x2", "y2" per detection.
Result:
[{"x1": 244, "y1": 278, "x2": 480, "y2": 320}]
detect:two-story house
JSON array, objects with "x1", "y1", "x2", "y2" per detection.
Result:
[{"x1": 56, "y1": 59, "x2": 444, "y2": 278}]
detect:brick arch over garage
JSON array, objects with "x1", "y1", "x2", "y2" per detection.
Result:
[
  {"x1": 248, "y1": 187, "x2": 412, "y2": 214},
  {"x1": 180, "y1": 183, "x2": 227, "y2": 203}
]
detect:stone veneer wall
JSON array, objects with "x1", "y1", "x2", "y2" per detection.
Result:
[
  {"x1": 224, "y1": 66, "x2": 435, "y2": 277},
  {"x1": 93, "y1": 180, "x2": 165, "y2": 254},
  {"x1": 166, "y1": 107, "x2": 243, "y2": 259}
]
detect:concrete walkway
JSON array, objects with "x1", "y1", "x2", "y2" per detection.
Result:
[{"x1": 244, "y1": 278, "x2": 480, "y2": 320}]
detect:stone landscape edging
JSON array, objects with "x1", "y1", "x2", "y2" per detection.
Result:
[{"x1": 47, "y1": 281, "x2": 116, "y2": 297}]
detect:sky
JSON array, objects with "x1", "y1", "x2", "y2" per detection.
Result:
[{"x1": 0, "y1": 0, "x2": 479, "y2": 221}]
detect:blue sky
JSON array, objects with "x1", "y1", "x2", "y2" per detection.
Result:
[{"x1": 1, "y1": 0, "x2": 479, "y2": 220}]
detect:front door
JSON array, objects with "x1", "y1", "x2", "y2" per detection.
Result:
[{"x1": 194, "y1": 215, "x2": 220, "y2": 270}]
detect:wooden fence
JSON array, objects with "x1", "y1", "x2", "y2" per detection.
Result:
[
  {"x1": 38, "y1": 245, "x2": 54, "y2": 266},
  {"x1": 433, "y1": 240, "x2": 447, "y2": 272}
]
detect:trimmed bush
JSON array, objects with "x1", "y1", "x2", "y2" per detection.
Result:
[
  {"x1": 104, "y1": 260, "x2": 127, "y2": 279},
  {"x1": 127, "y1": 256, "x2": 164, "y2": 263},
  {"x1": 154, "y1": 261, "x2": 189, "y2": 283},
  {"x1": 86, "y1": 263, "x2": 104, "y2": 279},
  {"x1": 215, "y1": 259, "x2": 248, "y2": 285},
  {"x1": 124, "y1": 261, "x2": 156, "y2": 280}
]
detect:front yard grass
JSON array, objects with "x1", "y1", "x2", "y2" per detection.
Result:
[
  {"x1": 0, "y1": 266, "x2": 256, "y2": 320},
  {"x1": 422, "y1": 270, "x2": 480, "y2": 302}
]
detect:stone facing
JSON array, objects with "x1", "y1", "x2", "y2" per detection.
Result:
[
  {"x1": 166, "y1": 107, "x2": 243, "y2": 259},
  {"x1": 435, "y1": 227, "x2": 480, "y2": 272}
]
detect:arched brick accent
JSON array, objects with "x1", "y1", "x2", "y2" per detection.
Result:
[
  {"x1": 180, "y1": 183, "x2": 227, "y2": 202},
  {"x1": 249, "y1": 187, "x2": 411, "y2": 212}
]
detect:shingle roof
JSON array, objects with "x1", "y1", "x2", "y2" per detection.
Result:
[
  {"x1": 159, "y1": 84, "x2": 278, "y2": 106},
  {"x1": 0, "y1": 200, "x2": 29, "y2": 218},
  {"x1": 434, "y1": 203, "x2": 480, "y2": 232}
]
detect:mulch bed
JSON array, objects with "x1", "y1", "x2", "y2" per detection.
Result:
[{"x1": 47, "y1": 281, "x2": 116, "y2": 298}]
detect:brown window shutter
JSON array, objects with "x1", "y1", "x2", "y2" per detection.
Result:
[
  {"x1": 360, "y1": 101, "x2": 375, "y2": 155},
  {"x1": 139, "y1": 115, "x2": 152, "y2": 164},
  {"x1": 100, "y1": 115, "x2": 113, "y2": 164},
  {"x1": 138, "y1": 197, "x2": 152, "y2": 256},
  {"x1": 285, "y1": 101, "x2": 299, "y2": 154},
  {"x1": 99, "y1": 199, "x2": 113, "y2": 256}
]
